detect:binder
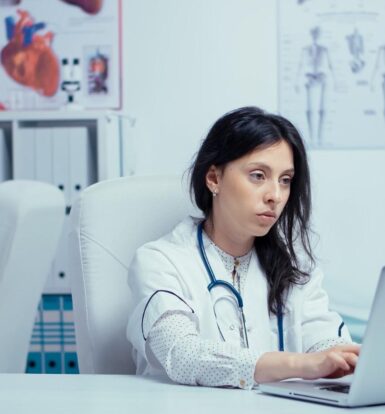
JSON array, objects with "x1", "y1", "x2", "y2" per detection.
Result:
[
  {"x1": 52, "y1": 127, "x2": 71, "y2": 205},
  {"x1": 64, "y1": 352, "x2": 78, "y2": 374},
  {"x1": 12, "y1": 126, "x2": 36, "y2": 179},
  {"x1": 41, "y1": 295, "x2": 63, "y2": 373},
  {"x1": 25, "y1": 352, "x2": 42, "y2": 373},
  {"x1": 34, "y1": 127, "x2": 53, "y2": 183},
  {"x1": 44, "y1": 352, "x2": 62, "y2": 374},
  {"x1": 62, "y1": 295, "x2": 78, "y2": 373},
  {"x1": 28, "y1": 301, "x2": 46, "y2": 373},
  {"x1": 120, "y1": 116, "x2": 136, "y2": 176},
  {"x1": 48, "y1": 127, "x2": 71, "y2": 293},
  {"x1": 68, "y1": 126, "x2": 92, "y2": 205}
]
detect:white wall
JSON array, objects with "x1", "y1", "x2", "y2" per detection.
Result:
[
  {"x1": 121, "y1": 0, "x2": 385, "y2": 317},
  {"x1": 310, "y1": 150, "x2": 385, "y2": 319},
  {"x1": 122, "y1": 0, "x2": 277, "y2": 175}
]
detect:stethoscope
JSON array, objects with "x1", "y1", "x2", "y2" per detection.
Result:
[{"x1": 197, "y1": 221, "x2": 284, "y2": 351}]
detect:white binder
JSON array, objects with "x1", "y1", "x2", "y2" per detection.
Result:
[
  {"x1": 35, "y1": 127, "x2": 53, "y2": 183},
  {"x1": 52, "y1": 127, "x2": 71, "y2": 205},
  {"x1": 12, "y1": 126, "x2": 36, "y2": 179},
  {"x1": 68, "y1": 126, "x2": 91, "y2": 205},
  {"x1": 47, "y1": 127, "x2": 72, "y2": 293}
]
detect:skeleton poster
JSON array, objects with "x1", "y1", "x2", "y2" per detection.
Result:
[
  {"x1": 0, "y1": 0, "x2": 121, "y2": 110},
  {"x1": 278, "y1": 0, "x2": 385, "y2": 149}
]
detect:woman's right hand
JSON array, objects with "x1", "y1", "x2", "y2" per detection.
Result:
[
  {"x1": 254, "y1": 344, "x2": 360, "y2": 384},
  {"x1": 297, "y1": 344, "x2": 360, "y2": 380}
]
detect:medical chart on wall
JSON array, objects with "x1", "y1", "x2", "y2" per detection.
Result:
[
  {"x1": 278, "y1": 0, "x2": 385, "y2": 149},
  {"x1": 0, "y1": 0, "x2": 122, "y2": 110}
]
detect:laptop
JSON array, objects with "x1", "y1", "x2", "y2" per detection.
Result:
[{"x1": 259, "y1": 267, "x2": 385, "y2": 408}]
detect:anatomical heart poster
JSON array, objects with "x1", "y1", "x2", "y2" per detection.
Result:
[{"x1": 0, "y1": 0, "x2": 122, "y2": 110}]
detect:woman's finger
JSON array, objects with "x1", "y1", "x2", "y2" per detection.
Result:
[
  {"x1": 329, "y1": 351, "x2": 350, "y2": 371},
  {"x1": 342, "y1": 352, "x2": 359, "y2": 367}
]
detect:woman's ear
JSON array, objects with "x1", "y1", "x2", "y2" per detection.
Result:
[{"x1": 205, "y1": 165, "x2": 221, "y2": 194}]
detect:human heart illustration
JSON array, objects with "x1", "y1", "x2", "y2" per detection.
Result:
[
  {"x1": 1, "y1": 10, "x2": 60, "y2": 97},
  {"x1": 61, "y1": 0, "x2": 103, "y2": 15}
]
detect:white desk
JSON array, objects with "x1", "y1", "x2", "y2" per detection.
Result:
[{"x1": 0, "y1": 374, "x2": 382, "y2": 414}]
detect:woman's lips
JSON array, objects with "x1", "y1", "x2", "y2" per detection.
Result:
[{"x1": 256, "y1": 212, "x2": 277, "y2": 225}]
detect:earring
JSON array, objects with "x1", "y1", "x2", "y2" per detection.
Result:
[{"x1": 212, "y1": 189, "x2": 218, "y2": 197}]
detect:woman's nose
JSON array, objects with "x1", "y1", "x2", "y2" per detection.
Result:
[{"x1": 263, "y1": 182, "x2": 282, "y2": 204}]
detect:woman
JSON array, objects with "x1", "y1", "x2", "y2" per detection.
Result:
[{"x1": 126, "y1": 106, "x2": 359, "y2": 389}]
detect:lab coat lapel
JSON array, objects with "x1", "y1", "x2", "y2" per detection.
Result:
[{"x1": 243, "y1": 252, "x2": 273, "y2": 353}]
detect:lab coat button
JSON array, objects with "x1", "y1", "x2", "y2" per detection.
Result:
[{"x1": 229, "y1": 324, "x2": 235, "y2": 330}]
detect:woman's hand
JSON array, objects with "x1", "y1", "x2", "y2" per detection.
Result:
[
  {"x1": 254, "y1": 344, "x2": 360, "y2": 384},
  {"x1": 298, "y1": 344, "x2": 360, "y2": 380}
]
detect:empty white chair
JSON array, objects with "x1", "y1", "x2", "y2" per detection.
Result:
[
  {"x1": 0, "y1": 180, "x2": 65, "y2": 372},
  {"x1": 69, "y1": 175, "x2": 196, "y2": 374}
]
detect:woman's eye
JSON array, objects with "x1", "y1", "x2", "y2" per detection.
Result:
[
  {"x1": 250, "y1": 172, "x2": 265, "y2": 181},
  {"x1": 280, "y1": 176, "x2": 293, "y2": 185}
]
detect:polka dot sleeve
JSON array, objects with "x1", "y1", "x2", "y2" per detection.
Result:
[
  {"x1": 306, "y1": 337, "x2": 352, "y2": 353},
  {"x1": 147, "y1": 311, "x2": 258, "y2": 390}
]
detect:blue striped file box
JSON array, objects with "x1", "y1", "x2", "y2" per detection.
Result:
[{"x1": 26, "y1": 294, "x2": 79, "y2": 374}]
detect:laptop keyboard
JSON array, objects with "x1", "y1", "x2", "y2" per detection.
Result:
[{"x1": 319, "y1": 385, "x2": 350, "y2": 394}]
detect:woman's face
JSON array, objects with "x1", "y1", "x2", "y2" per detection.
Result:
[{"x1": 206, "y1": 139, "x2": 294, "y2": 239}]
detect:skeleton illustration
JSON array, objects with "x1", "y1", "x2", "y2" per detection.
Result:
[
  {"x1": 295, "y1": 26, "x2": 334, "y2": 146},
  {"x1": 370, "y1": 44, "x2": 385, "y2": 118},
  {"x1": 346, "y1": 28, "x2": 365, "y2": 74}
]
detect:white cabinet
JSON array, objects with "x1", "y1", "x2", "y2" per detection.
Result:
[{"x1": 0, "y1": 110, "x2": 134, "y2": 293}]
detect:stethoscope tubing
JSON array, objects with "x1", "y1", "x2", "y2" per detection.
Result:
[
  {"x1": 197, "y1": 221, "x2": 284, "y2": 352},
  {"x1": 198, "y1": 223, "x2": 244, "y2": 307}
]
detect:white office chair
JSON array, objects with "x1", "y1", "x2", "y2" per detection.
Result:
[
  {"x1": 69, "y1": 175, "x2": 197, "y2": 374},
  {"x1": 0, "y1": 180, "x2": 65, "y2": 372}
]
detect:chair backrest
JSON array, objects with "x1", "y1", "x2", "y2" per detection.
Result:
[
  {"x1": 0, "y1": 180, "x2": 65, "y2": 372},
  {"x1": 69, "y1": 175, "x2": 197, "y2": 374}
]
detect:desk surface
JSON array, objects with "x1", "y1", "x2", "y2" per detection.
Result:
[{"x1": 0, "y1": 374, "x2": 383, "y2": 414}]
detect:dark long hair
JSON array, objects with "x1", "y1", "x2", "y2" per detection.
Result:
[{"x1": 189, "y1": 106, "x2": 314, "y2": 315}]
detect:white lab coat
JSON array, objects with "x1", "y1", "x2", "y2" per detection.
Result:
[{"x1": 126, "y1": 216, "x2": 351, "y2": 376}]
